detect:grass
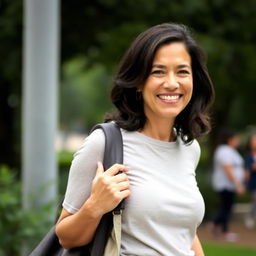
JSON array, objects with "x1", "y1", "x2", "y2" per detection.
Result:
[{"x1": 203, "y1": 242, "x2": 256, "y2": 256}]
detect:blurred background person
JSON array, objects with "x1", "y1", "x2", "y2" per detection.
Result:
[
  {"x1": 211, "y1": 129, "x2": 246, "y2": 241},
  {"x1": 244, "y1": 133, "x2": 256, "y2": 229}
]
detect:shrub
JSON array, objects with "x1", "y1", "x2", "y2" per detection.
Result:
[{"x1": 0, "y1": 165, "x2": 54, "y2": 256}]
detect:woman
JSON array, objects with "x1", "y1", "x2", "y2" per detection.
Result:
[
  {"x1": 212, "y1": 130, "x2": 245, "y2": 240},
  {"x1": 244, "y1": 134, "x2": 256, "y2": 228},
  {"x1": 56, "y1": 23, "x2": 214, "y2": 256}
]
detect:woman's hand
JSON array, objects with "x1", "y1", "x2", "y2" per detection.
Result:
[
  {"x1": 56, "y1": 163, "x2": 130, "y2": 249},
  {"x1": 87, "y1": 162, "x2": 130, "y2": 217}
]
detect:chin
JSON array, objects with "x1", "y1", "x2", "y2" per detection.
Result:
[{"x1": 160, "y1": 112, "x2": 180, "y2": 120}]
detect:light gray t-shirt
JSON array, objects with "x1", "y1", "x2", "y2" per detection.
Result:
[
  {"x1": 63, "y1": 128, "x2": 205, "y2": 256},
  {"x1": 212, "y1": 144, "x2": 244, "y2": 192}
]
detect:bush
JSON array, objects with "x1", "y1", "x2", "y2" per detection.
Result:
[{"x1": 0, "y1": 165, "x2": 54, "y2": 256}]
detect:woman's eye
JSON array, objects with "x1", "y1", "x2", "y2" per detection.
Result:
[
  {"x1": 178, "y1": 69, "x2": 190, "y2": 75},
  {"x1": 151, "y1": 70, "x2": 165, "y2": 75}
]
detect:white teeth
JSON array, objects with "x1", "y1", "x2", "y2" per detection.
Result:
[{"x1": 159, "y1": 95, "x2": 179, "y2": 100}]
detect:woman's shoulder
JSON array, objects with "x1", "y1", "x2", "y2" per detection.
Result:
[
  {"x1": 183, "y1": 138, "x2": 201, "y2": 159},
  {"x1": 190, "y1": 138, "x2": 200, "y2": 149},
  {"x1": 180, "y1": 137, "x2": 200, "y2": 150},
  {"x1": 73, "y1": 128, "x2": 105, "y2": 158}
]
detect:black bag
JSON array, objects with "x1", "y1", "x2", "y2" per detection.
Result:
[{"x1": 29, "y1": 123, "x2": 124, "y2": 256}]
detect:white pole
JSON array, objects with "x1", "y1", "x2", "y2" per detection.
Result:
[{"x1": 22, "y1": 0, "x2": 60, "y2": 214}]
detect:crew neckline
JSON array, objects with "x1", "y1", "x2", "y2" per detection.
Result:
[{"x1": 121, "y1": 129, "x2": 180, "y2": 149}]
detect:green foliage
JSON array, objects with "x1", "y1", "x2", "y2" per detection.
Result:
[
  {"x1": 0, "y1": 0, "x2": 22, "y2": 82},
  {"x1": 58, "y1": 150, "x2": 74, "y2": 195},
  {"x1": 58, "y1": 150, "x2": 74, "y2": 168},
  {"x1": 203, "y1": 242, "x2": 256, "y2": 256},
  {"x1": 1, "y1": 0, "x2": 256, "y2": 170},
  {"x1": 0, "y1": 0, "x2": 23, "y2": 169},
  {"x1": 0, "y1": 165, "x2": 54, "y2": 256},
  {"x1": 60, "y1": 0, "x2": 256, "y2": 139},
  {"x1": 60, "y1": 57, "x2": 113, "y2": 131},
  {"x1": 0, "y1": 165, "x2": 23, "y2": 256}
]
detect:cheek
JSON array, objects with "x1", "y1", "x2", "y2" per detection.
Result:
[
  {"x1": 142, "y1": 83, "x2": 157, "y2": 99},
  {"x1": 185, "y1": 82, "x2": 193, "y2": 99},
  {"x1": 182, "y1": 84, "x2": 193, "y2": 108}
]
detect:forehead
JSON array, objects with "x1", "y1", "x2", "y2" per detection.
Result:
[{"x1": 153, "y1": 42, "x2": 191, "y2": 65}]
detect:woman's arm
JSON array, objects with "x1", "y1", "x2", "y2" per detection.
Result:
[
  {"x1": 56, "y1": 162, "x2": 130, "y2": 249},
  {"x1": 191, "y1": 235, "x2": 204, "y2": 256},
  {"x1": 56, "y1": 199, "x2": 103, "y2": 249}
]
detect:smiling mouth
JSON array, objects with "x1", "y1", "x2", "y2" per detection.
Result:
[
  {"x1": 158, "y1": 95, "x2": 180, "y2": 100},
  {"x1": 157, "y1": 94, "x2": 182, "y2": 104}
]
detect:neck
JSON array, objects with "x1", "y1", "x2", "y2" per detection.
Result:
[{"x1": 140, "y1": 119, "x2": 175, "y2": 142}]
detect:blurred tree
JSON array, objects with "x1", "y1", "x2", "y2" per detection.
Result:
[
  {"x1": 0, "y1": 0, "x2": 22, "y2": 169},
  {"x1": 60, "y1": 57, "x2": 112, "y2": 133},
  {"x1": 60, "y1": 0, "x2": 256, "y2": 128},
  {"x1": 1, "y1": 0, "x2": 256, "y2": 171}
]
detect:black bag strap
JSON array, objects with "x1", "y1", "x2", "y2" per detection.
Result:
[
  {"x1": 91, "y1": 123, "x2": 123, "y2": 171},
  {"x1": 90, "y1": 122, "x2": 125, "y2": 212},
  {"x1": 89, "y1": 122, "x2": 124, "y2": 256}
]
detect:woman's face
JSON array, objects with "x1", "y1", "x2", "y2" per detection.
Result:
[{"x1": 140, "y1": 42, "x2": 193, "y2": 125}]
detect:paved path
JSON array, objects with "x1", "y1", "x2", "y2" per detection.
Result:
[{"x1": 198, "y1": 220, "x2": 256, "y2": 248}]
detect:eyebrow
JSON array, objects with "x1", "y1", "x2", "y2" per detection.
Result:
[
  {"x1": 152, "y1": 64, "x2": 191, "y2": 69},
  {"x1": 152, "y1": 64, "x2": 166, "y2": 69}
]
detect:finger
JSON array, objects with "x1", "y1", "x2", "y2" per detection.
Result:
[
  {"x1": 96, "y1": 161, "x2": 104, "y2": 176},
  {"x1": 116, "y1": 181, "x2": 130, "y2": 191},
  {"x1": 111, "y1": 173, "x2": 129, "y2": 183},
  {"x1": 118, "y1": 189, "x2": 131, "y2": 199},
  {"x1": 105, "y1": 163, "x2": 128, "y2": 176}
]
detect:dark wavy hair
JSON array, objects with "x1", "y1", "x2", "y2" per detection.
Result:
[{"x1": 105, "y1": 23, "x2": 215, "y2": 144}]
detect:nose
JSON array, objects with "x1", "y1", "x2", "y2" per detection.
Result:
[{"x1": 163, "y1": 73, "x2": 179, "y2": 89}]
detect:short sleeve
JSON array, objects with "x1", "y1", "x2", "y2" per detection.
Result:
[{"x1": 62, "y1": 129, "x2": 105, "y2": 214}]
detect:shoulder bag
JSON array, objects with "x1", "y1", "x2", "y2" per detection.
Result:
[{"x1": 29, "y1": 122, "x2": 124, "y2": 256}]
